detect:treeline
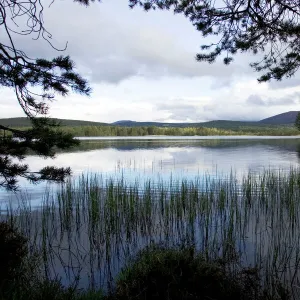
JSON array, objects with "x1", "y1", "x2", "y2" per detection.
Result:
[
  {"x1": 1, "y1": 125, "x2": 299, "y2": 137},
  {"x1": 61, "y1": 125, "x2": 300, "y2": 136},
  {"x1": 61, "y1": 126, "x2": 238, "y2": 136}
]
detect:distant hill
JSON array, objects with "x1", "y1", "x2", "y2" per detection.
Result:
[
  {"x1": 259, "y1": 111, "x2": 299, "y2": 125},
  {"x1": 0, "y1": 111, "x2": 298, "y2": 129},
  {"x1": 112, "y1": 120, "x2": 137, "y2": 125},
  {"x1": 0, "y1": 117, "x2": 108, "y2": 127},
  {"x1": 2, "y1": 117, "x2": 259, "y2": 129},
  {"x1": 110, "y1": 120, "x2": 261, "y2": 128}
]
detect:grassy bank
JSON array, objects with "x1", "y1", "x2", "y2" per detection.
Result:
[{"x1": 2, "y1": 169, "x2": 300, "y2": 298}]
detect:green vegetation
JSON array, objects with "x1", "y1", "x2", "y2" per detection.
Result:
[
  {"x1": 1, "y1": 114, "x2": 300, "y2": 137},
  {"x1": 62, "y1": 125, "x2": 241, "y2": 136},
  {"x1": 295, "y1": 113, "x2": 300, "y2": 132},
  {"x1": 0, "y1": 0, "x2": 93, "y2": 191},
  {"x1": 3, "y1": 169, "x2": 300, "y2": 298},
  {"x1": 0, "y1": 221, "x2": 27, "y2": 296},
  {"x1": 0, "y1": 223, "x2": 291, "y2": 300},
  {"x1": 2, "y1": 124, "x2": 299, "y2": 138},
  {"x1": 0, "y1": 114, "x2": 298, "y2": 129},
  {"x1": 0, "y1": 221, "x2": 104, "y2": 300},
  {"x1": 113, "y1": 245, "x2": 289, "y2": 300},
  {"x1": 60, "y1": 124, "x2": 299, "y2": 136},
  {"x1": 0, "y1": 118, "x2": 107, "y2": 128}
]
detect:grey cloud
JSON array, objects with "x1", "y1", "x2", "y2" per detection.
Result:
[
  {"x1": 156, "y1": 101, "x2": 266, "y2": 122},
  {"x1": 157, "y1": 103, "x2": 198, "y2": 111},
  {"x1": 156, "y1": 102, "x2": 202, "y2": 121},
  {"x1": 268, "y1": 76, "x2": 300, "y2": 90},
  {"x1": 213, "y1": 111, "x2": 263, "y2": 121},
  {"x1": 246, "y1": 95, "x2": 265, "y2": 106},
  {"x1": 156, "y1": 100, "x2": 265, "y2": 122},
  {"x1": 202, "y1": 104, "x2": 263, "y2": 121},
  {"x1": 91, "y1": 57, "x2": 140, "y2": 84},
  {"x1": 210, "y1": 78, "x2": 233, "y2": 89},
  {"x1": 2, "y1": 0, "x2": 249, "y2": 85},
  {"x1": 246, "y1": 93, "x2": 300, "y2": 106},
  {"x1": 154, "y1": 94, "x2": 287, "y2": 123}
]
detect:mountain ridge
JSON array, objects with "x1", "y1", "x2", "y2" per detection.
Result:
[
  {"x1": 259, "y1": 111, "x2": 299, "y2": 125},
  {"x1": 0, "y1": 111, "x2": 298, "y2": 128}
]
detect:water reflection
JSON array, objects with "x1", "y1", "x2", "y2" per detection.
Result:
[
  {"x1": 1, "y1": 137, "x2": 300, "y2": 205},
  {"x1": 2, "y1": 137, "x2": 300, "y2": 293},
  {"x1": 23, "y1": 138, "x2": 300, "y2": 175}
]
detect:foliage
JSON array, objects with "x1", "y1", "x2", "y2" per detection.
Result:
[
  {"x1": 0, "y1": 221, "x2": 103, "y2": 300},
  {"x1": 0, "y1": 120, "x2": 81, "y2": 190},
  {"x1": 77, "y1": 290, "x2": 105, "y2": 300},
  {"x1": 58, "y1": 124, "x2": 299, "y2": 137},
  {"x1": 2, "y1": 0, "x2": 300, "y2": 189},
  {"x1": 129, "y1": 0, "x2": 300, "y2": 82},
  {"x1": 0, "y1": 217, "x2": 291, "y2": 300},
  {"x1": 113, "y1": 245, "x2": 290, "y2": 300},
  {"x1": 295, "y1": 113, "x2": 300, "y2": 131},
  {"x1": 5, "y1": 170, "x2": 300, "y2": 297},
  {"x1": 20, "y1": 280, "x2": 78, "y2": 300},
  {"x1": 0, "y1": 115, "x2": 297, "y2": 129},
  {"x1": 0, "y1": 222, "x2": 27, "y2": 289},
  {"x1": 0, "y1": 0, "x2": 92, "y2": 190},
  {"x1": 0, "y1": 221, "x2": 28, "y2": 297},
  {"x1": 0, "y1": 117, "x2": 106, "y2": 128}
]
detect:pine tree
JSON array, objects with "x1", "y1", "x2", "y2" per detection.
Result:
[
  {"x1": 3, "y1": 0, "x2": 300, "y2": 190},
  {"x1": 0, "y1": 1, "x2": 93, "y2": 190},
  {"x1": 295, "y1": 113, "x2": 300, "y2": 131},
  {"x1": 129, "y1": 0, "x2": 300, "y2": 82}
]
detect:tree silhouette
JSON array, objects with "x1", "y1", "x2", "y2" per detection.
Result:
[
  {"x1": 129, "y1": 0, "x2": 300, "y2": 131},
  {"x1": 129, "y1": 0, "x2": 300, "y2": 82},
  {"x1": 0, "y1": 0, "x2": 92, "y2": 190},
  {"x1": 2, "y1": 0, "x2": 300, "y2": 190}
]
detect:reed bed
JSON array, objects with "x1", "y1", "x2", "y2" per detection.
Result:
[{"x1": 2, "y1": 169, "x2": 300, "y2": 297}]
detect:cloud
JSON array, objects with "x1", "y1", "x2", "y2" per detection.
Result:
[
  {"x1": 155, "y1": 95, "x2": 263, "y2": 122},
  {"x1": 246, "y1": 95, "x2": 265, "y2": 106},
  {"x1": 246, "y1": 93, "x2": 300, "y2": 106},
  {"x1": 267, "y1": 76, "x2": 300, "y2": 90},
  {"x1": 2, "y1": 0, "x2": 246, "y2": 85},
  {"x1": 155, "y1": 99, "x2": 267, "y2": 122},
  {"x1": 91, "y1": 57, "x2": 140, "y2": 84},
  {"x1": 156, "y1": 102, "x2": 202, "y2": 121},
  {"x1": 3, "y1": 0, "x2": 300, "y2": 123}
]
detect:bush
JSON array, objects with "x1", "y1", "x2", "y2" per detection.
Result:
[
  {"x1": 25, "y1": 279, "x2": 77, "y2": 300},
  {"x1": 0, "y1": 221, "x2": 27, "y2": 293},
  {"x1": 0, "y1": 221, "x2": 291, "y2": 300},
  {"x1": 112, "y1": 245, "x2": 290, "y2": 300}
]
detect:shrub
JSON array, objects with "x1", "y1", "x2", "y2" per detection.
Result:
[
  {"x1": 26, "y1": 279, "x2": 77, "y2": 300},
  {"x1": 112, "y1": 245, "x2": 290, "y2": 300},
  {"x1": 0, "y1": 221, "x2": 103, "y2": 300},
  {"x1": 0, "y1": 221, "x2": 27, "y2": 293}
]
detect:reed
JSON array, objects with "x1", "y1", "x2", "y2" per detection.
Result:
[{"x1": 2, "y1": 169, "x2": 300, "y2": 298}]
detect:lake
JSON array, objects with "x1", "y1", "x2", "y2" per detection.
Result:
[
  {"x1": 2, "y1": 136, "x2": 300, "y2": 205},
  {"x1": 2, "y1": 136, "x2": 300, "y2": 294}
]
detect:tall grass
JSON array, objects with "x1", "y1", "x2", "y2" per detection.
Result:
[{"x1": 2, "y1": 170, "x2": 300, "y2": 298}]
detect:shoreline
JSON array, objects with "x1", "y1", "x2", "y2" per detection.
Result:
[{"x1": 77, "y1": 135, "x2": 300, "y2": 140}]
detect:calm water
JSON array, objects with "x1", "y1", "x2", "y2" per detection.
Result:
[
  {"x1": 1, "y1": 136, "x2": 300, "y2": 206},
  {"x1": 2, "y1": 136, "x2": 300, "y2": 293}
]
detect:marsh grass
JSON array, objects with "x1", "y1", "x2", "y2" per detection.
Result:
[{"x1": 2, "y1": 169, "x2": 300, "y2": 298}]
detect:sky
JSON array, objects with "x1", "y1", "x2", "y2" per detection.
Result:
[{"x1": 1, "y1": 0, "x2": 300, "y2": 123}]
